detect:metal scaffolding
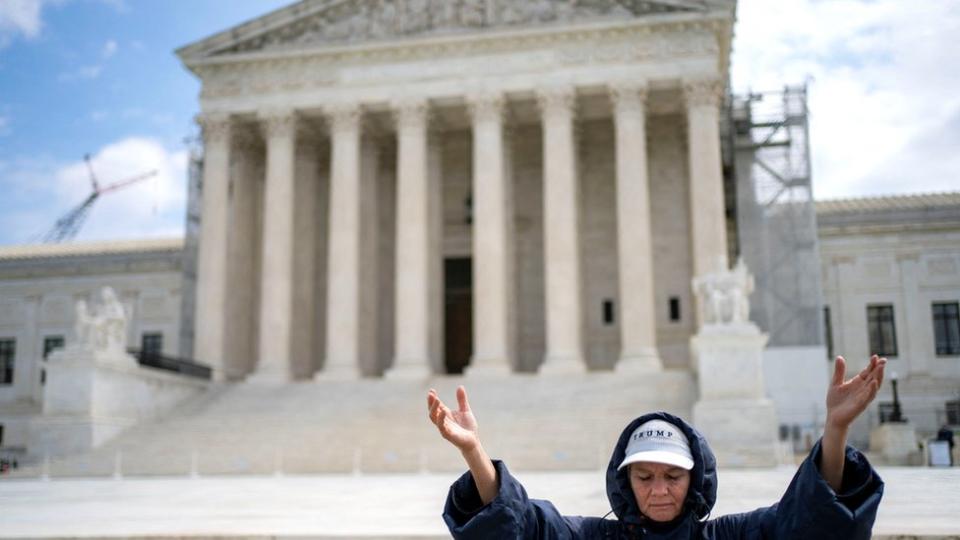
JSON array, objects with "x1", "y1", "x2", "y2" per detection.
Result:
[
  {"x1": 177, "y1": 137, "x2": 203, "y2": 360},
  {"x1": 731, "y1": 85, "x2": 825, "y2": 348}
]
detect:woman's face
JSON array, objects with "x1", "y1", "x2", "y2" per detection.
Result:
[{"x1": 628, "y1": 462, "x2": 691, "y2": 522}]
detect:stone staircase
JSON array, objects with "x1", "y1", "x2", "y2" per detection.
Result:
[{"x1": 9, "y1": 371, "x2": 696, "y2": 478}]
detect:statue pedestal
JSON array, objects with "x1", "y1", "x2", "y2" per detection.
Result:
[
  {"x1": 30, "y1": 345, "x2": 207, "y2": 457},
  {"x1": 869, "y1": 422, "x2": 920, "y2": 465},
  {"x1": 691, "y1": 323, "x2": 780, "y2": 467}
]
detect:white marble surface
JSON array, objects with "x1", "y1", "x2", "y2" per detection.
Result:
[{"x1": 1, "y1": 465, "x2": 958, "y2": 538}]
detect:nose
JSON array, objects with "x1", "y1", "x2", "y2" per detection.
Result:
[{"x1": 651, "y1": 478, "x2": 669, "y2": 495}]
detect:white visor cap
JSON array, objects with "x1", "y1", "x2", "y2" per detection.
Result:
[{"x1": 617, "y1": 419, "x2": 694, "y2": 471}]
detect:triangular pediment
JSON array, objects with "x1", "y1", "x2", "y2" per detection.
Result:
[{"x1": 179, "y1": 0, "x2": 715, "y2": 60}]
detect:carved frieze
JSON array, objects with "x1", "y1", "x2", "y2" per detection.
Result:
[
  {"x1": 217, "y1": 0, "x2": 702, "y2": 55},
  {"x1": 557, "y1": 30, "x2": 717, "y2": 64}
]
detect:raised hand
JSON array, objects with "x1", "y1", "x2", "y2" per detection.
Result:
[
  {"x1": 427, "y1": 386, "x2": 499, "y2": 504},
  {"x1": 826, "y1": 355, "x2": 886, "y2": 431},
  {"x1": 427, "y1": 386, "x2": 480, "y2": 453}
]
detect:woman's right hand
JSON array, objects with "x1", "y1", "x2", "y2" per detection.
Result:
[{"x1": 427, "y1": 386, "x2": 480, "y2": 454}]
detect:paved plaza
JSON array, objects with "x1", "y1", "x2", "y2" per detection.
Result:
[{"x1": 2, "y1": 465, "x2": 958, "y2": 539}]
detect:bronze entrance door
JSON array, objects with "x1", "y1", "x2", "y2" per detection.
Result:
[{"x1": 444, "y1": 258, "x2": 472, "y2": 374}]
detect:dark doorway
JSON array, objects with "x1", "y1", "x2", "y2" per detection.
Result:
[{"x1": 444, "y1": 258, "x2": 473, "y2": 374}]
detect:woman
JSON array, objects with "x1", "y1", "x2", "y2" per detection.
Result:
[{"x1": 427, "y1": 355, "x2": 886, "y2": 539}]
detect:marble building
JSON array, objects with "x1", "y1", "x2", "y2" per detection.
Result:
[
  {"x1": 175, "y1": 0, "x2": 739, "y2": 382},
  {"x1": 0, "y1": 239, "x2": 184, "y2": 451},
  {"x1": 818, "y1": 193, "x2": 960, "y2": 438}
]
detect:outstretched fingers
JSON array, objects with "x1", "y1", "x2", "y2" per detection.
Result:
[
  {"x1": 456, "y1": 385, "x2": 471, "y2": 413},
  {"x1": 427, "y1": 389, "x2": 448, "y2": 428},
  {"x1": 832, "y1": 356, "x2": 846, "y2": 387}
]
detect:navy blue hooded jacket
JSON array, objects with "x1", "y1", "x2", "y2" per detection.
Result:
[{"x1": 443, "y1": 411, "x2": 883, "y2": 539}]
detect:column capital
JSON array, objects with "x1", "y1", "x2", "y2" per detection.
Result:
[
  {"x1": 258, "y1": 109, "x2": 298, "y2": 139},
  {"x1": 325, "y1": 102, "x2": 363, "y2": 135},
  {"x1": 466, "y1": 91, "x2": 506, "y2": 124},
  {"x1": 392, "y1": 97, "x2": 431, "y2": 131},
  {"x1": 683, "y1": 78, "x2": 725, "y2": 108},
  {"x1": 609, "y1": 81, "x2": 649, "y2": 114},
  {"x1": 196, "y1": 113, "x2": 232, "y2": 144},
  {"x1": 536, "y1": 84, "x2": 577, "y2": 117}
]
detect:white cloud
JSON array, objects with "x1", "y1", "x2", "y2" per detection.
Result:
[
  {"x1": 0, "y1": 137, "x2": 191, "y2": 244},
  {"x1": 0, "y1": 0, "x2": 44, "y2": 43},
  {"x1": 732, "y1": 0, "x2": 960, "y2": 199},
  {"x1": 59, "y1": 64, "x2": 102, "y2": 81},
  {"x1": 101, "y1": 39, "x2": 117, "y2": 59},
  {"x1": 0, "y1": 0, "x2": 127, "y2": 48},
  {"x1": 58, "y1": 39, "x2": 120, "y2": 81}
]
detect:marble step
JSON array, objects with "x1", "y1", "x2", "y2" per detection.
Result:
[{"x1": 17, "y1": 371, "x2": 696, "y2": 477}]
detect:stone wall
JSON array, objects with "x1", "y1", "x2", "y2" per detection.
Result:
[{"x1": 0, "y1": 269, "x2": 183, "y2": 409}]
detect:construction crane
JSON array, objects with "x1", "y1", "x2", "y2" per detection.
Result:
[{"x1": 42, "y1": 154, "x2": 158, "y2": 243}]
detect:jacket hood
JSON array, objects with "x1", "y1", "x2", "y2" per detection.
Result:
[{"x1": 606, "y1": 411, "x2": 717, "y2": 525}]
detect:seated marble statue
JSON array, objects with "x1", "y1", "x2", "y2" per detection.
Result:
[
  {"x1": 73, "y1": 287, "x2": 128, "y2": 353},
  {"x1": 427, "y1": 355, "x2": 886, "y2": 539},
  {"x1": 692, "y1": 258, "x2": 754, "y2": 325}
]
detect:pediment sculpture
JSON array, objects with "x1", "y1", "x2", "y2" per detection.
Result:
[{"x1": 217, "y1": 0, "x2": 704, "y2": 55}]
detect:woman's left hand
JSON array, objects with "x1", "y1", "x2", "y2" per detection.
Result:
[{"x1": 826, "y1": 355, "x2": 886, "y2": 430}]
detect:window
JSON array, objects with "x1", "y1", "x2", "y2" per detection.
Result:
[
  {"x1": 602, "y1": 300, "x2": 615, "y2": 326},
  {"x1": 141, "y1": 333, "x2": 163, "y2": 357},
  {"x1": 866, "y1": 305, "x2": 897, "y2": 357},
  {"x1": 0, "y1": 339, "x2": 14, "y2": 385},
  {"x1": 669, "y1": 297, "x2": 681, "y2": 322},
  {"x1": 43, "y1": 336, "x2": 65, "y2": 359},
  {"x1": 933, "y1": 302, "x2": 960, "y2": 355},
  {"x1": 824, "y1": 306, "x2": 834, "y2": 361}
]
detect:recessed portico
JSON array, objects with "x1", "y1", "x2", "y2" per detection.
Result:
[{"x1": 179, "y1": 0, "x2": 735, "y2": 381}]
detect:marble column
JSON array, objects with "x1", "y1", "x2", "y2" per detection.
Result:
[
  {"x1": 193, "y1": 113, "x2": 232, "y2": 380},
  {"x1": 253, "y1": 109, "x2": 298, "y2": 383},
  {"x1": 537, "y1": 86, "x2": 585, "y2": 374},
  {"x1": 388, "y1": 98, "x2": 434, "y2": 378},
  {"x1": 685, "y1": 78, "x2": 729, "y2": 280},
  {"x1": 466, "y1": 92, "x2": 513, "y2": 376},
  {"x1": 611, "y1": 83, "x2": 662, "y2": 373},
  {"x1": 224, "y1": 128, "x2": 263, "y2": 380},
  {"x1": 320, "y1": 103, "x2": 364, "y2": 380},
  {"x1": 290, "y1": 127, "x2": 321, "y2": 379}
]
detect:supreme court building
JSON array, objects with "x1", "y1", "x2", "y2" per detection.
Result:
[{"x1": 176, "y1": 0, "x2": 738, "y2": 383}]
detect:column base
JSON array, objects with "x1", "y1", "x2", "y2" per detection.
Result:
[
  {"x1": 384, "y1": 360, "x2": 433, "y2": 380},
  {"x1": 616, "y1": 349, "x2": 662, "y2": 373},
  {"x1": 464, "y1": 357, "x2": 512, "y2": 378},
  {"x1": 538, "y1": 354, "x2": 587, "y2": 376},
  {"x1": 247, "y1": 367, "x2": 293, "y2": 385},
  {"x1": 313, "y1": 363, "x2": 361, "y2": 381}
]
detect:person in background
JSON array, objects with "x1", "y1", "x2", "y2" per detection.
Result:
[{"x1": 937, "y1": 424, "x2": 955, "y2": 466}]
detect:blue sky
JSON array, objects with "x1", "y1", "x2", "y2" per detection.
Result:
[{"x1": 0, "y1": 0, "x2": 957, "y2": 246}]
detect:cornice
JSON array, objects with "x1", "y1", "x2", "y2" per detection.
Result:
[{"x1": 184, "y1": 12, "x2": 730, "y2": 73}]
